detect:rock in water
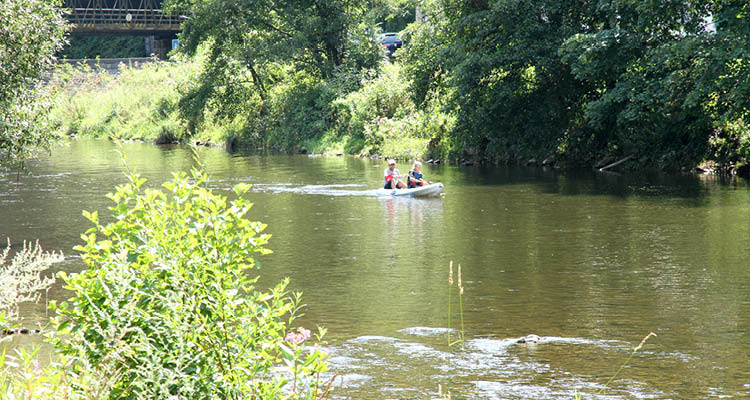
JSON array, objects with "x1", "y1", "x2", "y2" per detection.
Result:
[{"x1": 516, "y1": 334, "x2": 541, "y2": 344}]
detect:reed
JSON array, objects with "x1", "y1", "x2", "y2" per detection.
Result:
[
  {"x1": 598, "y1": 332, "x2": 657, "y2": 394},
  {"x1": 447, "y1": 261, "x2": 465, "y2": 347},
  {"x1": 457, "y1": 264, "x2": 465, "y2": 344},
  {"x1": 575, "y1": 332, "x2": 657, "y2": 399},
  {"x1": 447, "y1": 261, "x2": 453, "y2": 346}
]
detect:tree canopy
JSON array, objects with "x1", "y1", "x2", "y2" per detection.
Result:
[
  {"x1": 0, "y1": 0, "x2": 68, "y2": 170},
  {"x1": 402, "y1": 0, "x2": 749, "y2": 169}
]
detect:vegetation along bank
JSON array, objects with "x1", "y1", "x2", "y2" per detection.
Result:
[{"x1": 51, "y1": 1, "x2": 750, "y2": 176}]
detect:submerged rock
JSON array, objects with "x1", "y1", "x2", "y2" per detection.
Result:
[
  {"x1": 2, "y1": 328, "x2": 41, "y2": 336},
  {"x1": 516, "y1": 334, "x2": 541, "y2": 344}
]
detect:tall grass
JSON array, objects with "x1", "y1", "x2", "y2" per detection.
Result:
[
  {"x1": 575, "y1": 332, "x2": 658, "y2": 399},
  {"x1": 51, "y1": 57, "x2": 458, "y2": 160},
  {"x1": 51, "y1": 58, "x2": 198, "y2": 143},
  {"x1": 446, "y1": 261, "x2": 465, "y2": 347}
]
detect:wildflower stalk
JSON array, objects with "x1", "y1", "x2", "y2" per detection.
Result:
[
  {"x1": 457, "y1": 264, "x2": 464, "y2": 345},
  {"x1": 447, "y1": 261, "x2": 453, "y2": 346},
  {"x1": 599, "y1": 332, "x2": 657, "y2": 394}
]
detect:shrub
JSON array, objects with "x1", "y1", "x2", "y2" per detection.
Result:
[
  {"x1": 708, "y1": 119, "x2": 750, "y2": 174},
  {"x1": 0, "y1": 241, "x2": 65, "y2": 399},
  {"x1": 0, "y1": 240, "x2": 62, "y2": 331},
  {"x1": 53, "y1": 150, "x2": 330, "y2": 399},
  {"x1": 333, "y1": 62, "x2": 456, "y2": 159}
]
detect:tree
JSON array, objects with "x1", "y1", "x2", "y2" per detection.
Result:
[
  {"x1": 559, "y1": 0, "x2": 718, "y2": 168},
  {"x1": 165, "y1": 0, "x2": 382, "y2": 123},
  {"x1": 0, "y1": 0, "x2": 68, "y2": 170},
  {"x1": 400, "y1": 0, "x2": 750, "y2": 170},
  {"x1": 418, "y1": 0, "x2": 595, "y2": 162}
]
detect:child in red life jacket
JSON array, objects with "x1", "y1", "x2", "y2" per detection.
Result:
[{"x1": 407, "y1": 160, "x2": 430, "y2": 188}]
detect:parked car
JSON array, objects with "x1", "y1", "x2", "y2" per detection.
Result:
[{"x1": 379, "y1": 33, "x2": 403, "y2": 56}]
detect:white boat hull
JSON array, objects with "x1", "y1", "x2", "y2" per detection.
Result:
[{"x1": 375, "y1": 183, "x2": 443, "y2": 197}]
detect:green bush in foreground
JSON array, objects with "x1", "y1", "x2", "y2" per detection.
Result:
[{"x1": 52, "y1": 150, "x2": 330, "y2": 399}]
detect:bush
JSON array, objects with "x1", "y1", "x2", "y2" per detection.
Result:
[
  {"x1": 334, "y1": 62, "x2": 456, "y2": 160},
  {"x1": 0, "y1": 240, "x2": 65, "y2": 399},
  {"x1": 708, "y1": 119, "x2": 750, "y2": 174},
  {"x1": 53, "y1": 150, "x2": 330, "y2": 399}
]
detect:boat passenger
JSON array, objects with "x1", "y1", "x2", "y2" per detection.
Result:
[
  {"x1": 407, "y1": 160, "x2": 430, "y2": 188},
  {"x1": 384, "y1": 159, "x2": 406, "y2": 189}
]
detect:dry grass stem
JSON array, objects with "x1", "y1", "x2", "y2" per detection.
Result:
[
  {"x1": 1, "y1": 239, "x2": 63, "y2": 323},
  {"x1": 634, "y1": 332, "x2": 657, "y2": 352},
  {"x1": 448, "y1": 261, "x2": 453, "y2": 285},
  {"x1": 599, "y1": 332, "x2": 658, "y2": 394}
]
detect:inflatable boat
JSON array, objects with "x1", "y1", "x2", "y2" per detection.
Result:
[{"x1": 375, "y1": 182, "x2": 443, "y2": 197}]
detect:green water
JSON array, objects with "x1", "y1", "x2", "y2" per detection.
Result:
[{"x1": 2, "y1": 139, "x2": 749, "y2": 399}]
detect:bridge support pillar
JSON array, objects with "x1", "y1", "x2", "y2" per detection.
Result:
[{"x1": 144, "y1": 36, "x2": 170, "y2": 59}]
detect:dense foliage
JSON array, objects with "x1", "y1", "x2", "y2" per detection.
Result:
[
  {"x1": 164, "y1": 0, "x2": 383, "y2": 133},
  {"x1": 53, "y1": 151, "x2": 330, "y2": 399},
  {"x1": 0, "y1": 0, "x2": 68, "y2": 170},
  {"x1": 54, "y1": 0, "x2": 750, "y2": 172},
  {"x1": 403, "y1": 0, "x2": 750, "y2": 170},
  {"x1": 60, "y1": 35, "x2": 148, "y2": 59}
]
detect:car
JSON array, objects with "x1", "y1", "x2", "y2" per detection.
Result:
[{"x1": 379, "y1": 33, "x2": 403, "y2": 56}]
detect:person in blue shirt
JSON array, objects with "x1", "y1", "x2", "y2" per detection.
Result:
[
  {"x1": 384, "y1": 159, "x2": 406, "y2": 189},
  {"x1": 407, "y1": 160, "x2": 431, "y2": 188}
]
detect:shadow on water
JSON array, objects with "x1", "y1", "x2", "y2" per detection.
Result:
[{"x1": 453, "y1": 164, "x2": 750, "y2": 203}]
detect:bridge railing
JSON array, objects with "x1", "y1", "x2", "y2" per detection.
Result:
[{"x1": 67, "y1": 7, "x2": 185, "y2": 30}]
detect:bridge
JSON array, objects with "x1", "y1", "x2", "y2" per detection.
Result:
[
  {"x1": 64, "y1": 0, "x2": 183, "y2": 36},
  {"x1": 63, "y1": 1, "x2": 185, "y2": 58}
]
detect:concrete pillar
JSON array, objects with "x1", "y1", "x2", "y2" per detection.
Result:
[
  {"x1": 145, "y1": 36, "x2": 155, "y2": 57},
  {"x1": 144, "y1": 36, "x2": 169, "y2": 59}
]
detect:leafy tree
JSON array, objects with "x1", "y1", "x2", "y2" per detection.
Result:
[
  {"x1": 400, "y1": 0, "x2": 750, "y2": 170},
  {"x1": 701, "y1": 1, "x2": 750, "y2": 171},
  {"x1": 165, "y1": 0, "x2": 382, "y2": 125},
  {"x1": 559, "y1": 0, "x2": 718, "y2": 168},
  {"x1": 0, "y1": 0, "x2": 68, "y2": 170},
  {"x1": 422, "y1": 0, "x2": 594, "y2": 162}
]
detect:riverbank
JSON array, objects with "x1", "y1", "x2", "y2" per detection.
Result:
[
  {"x1": 50, "y1": 56, "x2": 750, "y2": 176},
  {"x1": 51, "y1": 56, "x2": 454, "y2": 162}
]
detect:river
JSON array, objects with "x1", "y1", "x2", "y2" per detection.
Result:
[{"x1": 2, "y1": 138, "x2": 749, "y2": 399}]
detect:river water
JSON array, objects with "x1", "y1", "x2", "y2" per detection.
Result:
[{"x1": 2, "y1": 139, "x2": 749, "y2": 399}]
